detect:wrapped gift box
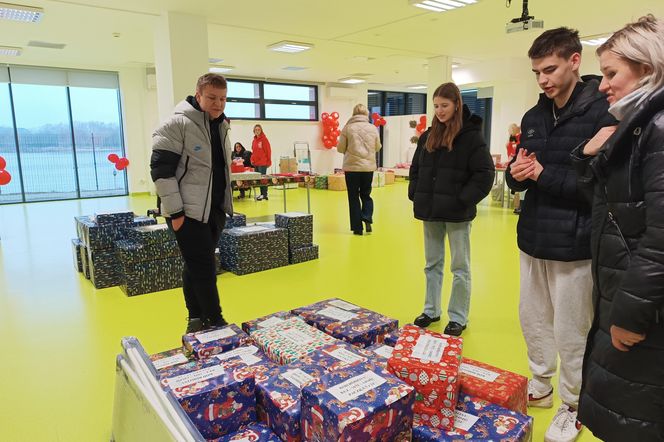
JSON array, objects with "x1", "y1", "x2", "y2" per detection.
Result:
[
  {"x1": 88, "y1": 247, "x2": 123, "y2": 289},
  {"x1": 150, "y1": 348, "x2": 192, "y2": 371},
  {"x1": 383, "y1": 327, "x2": 403, "y2": 346},
  {"x1": 275, "y1": 212, "x2": 313, "y2": 250},
  {"x1": 387, "y1": 325, "x2": 463, "y2": 430},
  {"x1": 241, "y1": 311, "x2": 296, "y2": 335},
  {"x1": 371, "y1": 171, "x2": 385, "y2": 188},
  {"x1": 127, "y1": 223, "x2": 175, "y2": 245},
  {"x1": 76, "y1": 215, "x2": 156, "y2": 250},
  {"x1": 365, "y1": 343, "x2": 395, "y2": 369},
  {"x1": 314, "y1": 175, "x2": 328, "y2": 190},
  {"x1": 72, "y1": 238, "x2": 84, "y2": 272},
  {"x1": 250, "y1": 317, "x2": 337, "y2": 365},
  {"x1": 384, "y1": 170, "x2": 395, "y2": 185},
  {"x1": 301, "y1": 365, "x2": 415, "y2": 441},
  {"x1": 326, "y1": 174, "x2": 346, "y2": 191},
  {"x1": 256, "y1": 362, "x2": 327, "y2": 441},
  {"x1": 120, "y1": 256, "x2": 184, "y2": 296},
  {"x1": 160, "y1": 361, "x2": 256, "y2": 439},
  {"x1": 220, "y1": 226, "x2": 289, "y2": 275},
  {"x1": 225, "y1": 212, "x2": 247, "y2": 229},
  {"x1": 94, "y1": 211, "x2": 135, "y2": 226},
  {"x1": 115, "y1": 239, "x2": 180, "y2": 267},
  {"x1": 211, "y1": 423, "x2": 281, "y2": 442},
  {"x1": 297, "y1": 342, "x2": 375, "y2": 373},
  {"x1": 291, "y1": 298, "x2": 398, "y2": 348},
  {"x1": 289, "y1": 244, "x2": 319, "y2": 265},
  {"x1": 213, "y1": 345, "x2": 278, "y2": 386},
  {"x1": 412, "y1": 393, "x2": 533, "y2": 442},
  {"x1": 183, "y1": 324, "x2": 251, "y2": 359},
  {"x1": 459, "y1": 357, "x2": 528, "y2": 414},
  {"x1": 80, "y1": 243, "x2": 90, "y2": 279}
]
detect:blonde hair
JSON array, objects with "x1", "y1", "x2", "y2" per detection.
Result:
[
  {"x1": 597, "y1": 15, "x2": 664, "y2": 93},
  {"x1": 352, "y1": 104, "x2": 369, "y2": 116}
]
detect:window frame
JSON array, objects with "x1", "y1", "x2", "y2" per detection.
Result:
[{"x1": 226, "y1": 79, "x2": 318, "y2": 121}]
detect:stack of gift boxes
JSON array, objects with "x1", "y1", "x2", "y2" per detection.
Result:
[
  {"x1": 146, "y1": 298, "x2": 533, "y2": 441},
  {"x1": 275, "y1": 213, "x2": 318, "y2": 265},
  {"x1": 220, "y1": 225, "x2": 289, "y2": 275}
]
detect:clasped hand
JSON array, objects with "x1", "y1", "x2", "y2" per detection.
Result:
[{"x1": 509, "y1": 149, "x2": 543, "y2": 182}]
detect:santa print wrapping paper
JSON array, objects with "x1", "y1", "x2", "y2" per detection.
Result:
[
  {"x1": 160, "y1": 360, "x2": 257, "y2": 439},
  {"x1": 459, "y1": 357, "x2": 528, "y2": 414},
  {"x1": 150, "y1": 347, "x2": 192, "y2": 372},
  {"x1": 250, "y1": 317, "x2": 337, "y2": 365},
  {"x1": 387, "y1": 325, "x2": 463, "y2": 430},
  {"x1": 364, "y1": 343, "x2": 395, "y2": 369},
  {"x1": 412, "y1": 393, "x2": 533, "y2": 441},
  {"x1": 297, "y1": 341, "x2": 376, "y2": 373},
  {"x1": 210, "y1": 423, "x2": 281, "y2": 441},
  {"x1": 301, "y1": 364, "x2": 415, "y2": 442},
  {"x1": 256, "y1": 362, "x2": 327, "y2": 442},
  {"x1": 182, "y1": 324, "x2": 252, "y2": 359},
  {"x1": 291, "y1": 298, "x2": 398, "y2": 348},
  {"x1": 212, "y1": 345, "x2": 278, "y2": 387},
  {"x1": 242, "y1": 311, "x2": 296, "y2": 334}
]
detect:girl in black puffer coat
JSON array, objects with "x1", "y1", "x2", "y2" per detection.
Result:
[{"x1": 573, "y1": 15, "x2": 664, "y2": 442}]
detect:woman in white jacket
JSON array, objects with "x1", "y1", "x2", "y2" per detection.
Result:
[{"x1": 337, "y1": 104, "x2": 382, "y2": 235}]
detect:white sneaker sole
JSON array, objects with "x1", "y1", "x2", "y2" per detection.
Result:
[{"x1": 528, "y1": 390, "x2": 554, "y2": 408}]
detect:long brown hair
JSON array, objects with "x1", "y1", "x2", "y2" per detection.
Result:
[{"x1": 425, "y1": 83, "x2": 463, "y2": 152}]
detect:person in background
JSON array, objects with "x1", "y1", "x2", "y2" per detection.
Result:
[
  {"x1": 505, "y1": 27, "x2": 616, "y2": 442},
  {"x1": 572, "y1": 15, "x2": 664, "y2": 442},
  {"x1": 506, "y1": 124, "x2": 522, "y2": 214},
  {"x1": 231, "y1": 142, "x2": 252, "y2": 199},
  {"x1": 409, "y1": 82, "x2": 495, "y2": 337},
  {"x1": 250, "y1": 124, "x2": 271, "y2": 201},
  {"x1": 150, "y1": 73, "x2": 232, "y2": 334},
  {"x1": 337, "y1": 104, "x2": 382, "y2": 235}
]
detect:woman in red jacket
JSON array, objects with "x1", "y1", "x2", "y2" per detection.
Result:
[{"x1": 250, "y1": 124, "x2": 272, "y2": 201}]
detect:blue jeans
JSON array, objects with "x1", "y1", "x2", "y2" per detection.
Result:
[
  {"x1": 255, "y1": 165, "x2": 268, "y2": 196},
  {"x1": 423, "y1": 221, "x2": 472, "y2": 325}
]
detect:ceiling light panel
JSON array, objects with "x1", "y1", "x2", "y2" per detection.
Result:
[
  {"x1": 0, "y1": 2, "x2": 43, "y2": 23},
  {"x1": 209, "y1": 66, "x2": 234, "y2": 73},
  {"x1": 338, "y1": 77, "x2": 366, "y2": 84},
  {"x1": 268, "y1": 41, "x2": 313, "y2": 53},
  {"x1": 581, "y1": 37, "x2": 609, "y2": 46},
  {"x1": 0, "y1": 45, "x2": 22, "y2": 56},
  {"x1": 409, "y1": 0, "x2": 479, "y2": 12}
]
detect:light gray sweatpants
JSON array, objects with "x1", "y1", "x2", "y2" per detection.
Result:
[{"x1": 519, "y1": 251, "x2": 593, "y2": 408}]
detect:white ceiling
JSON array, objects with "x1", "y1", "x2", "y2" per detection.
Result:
[{"x1": 1, "y1": 0, "x2": 663, "y2": 88}]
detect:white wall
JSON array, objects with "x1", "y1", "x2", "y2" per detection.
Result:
[{"x1": 382, "y1": 115, "x2": 422, "y2": 166}]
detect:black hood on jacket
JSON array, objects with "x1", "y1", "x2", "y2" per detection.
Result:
[
  {"x1": 534, "y1": 77, "x2": 606, "y2": 117},
  {"x1": 186, "y1": 95, "x2": 226, "y2": 124}
]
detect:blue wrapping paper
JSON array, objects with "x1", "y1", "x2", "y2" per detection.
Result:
[{"x1": 183, "y1": 324, "x2": 252, "y2": 359}]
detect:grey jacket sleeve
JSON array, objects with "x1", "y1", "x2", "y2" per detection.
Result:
[{"x1": 150, "y1": 117, "x2": 185, "y2": 218}]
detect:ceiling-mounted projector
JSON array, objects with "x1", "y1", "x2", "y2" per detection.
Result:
[{"x1": 506, "y1": 0, "x2": 543, "y2": 34}]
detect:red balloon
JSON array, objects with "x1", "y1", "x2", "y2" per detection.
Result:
[
  {"x1": 374, "y1": 120, "x2": 381, "y2": 127},
  {"x1": 333, "y1": 129, "x2": 340, "y2": 137},
  {"x1": 419, "y1": 115, "x2": 426, "y2": 123},
  {"x1": 108, "y1": 153, "x2": 119, "y2": 163},
  {"x1": 372, "y1": 112, "x2": 380, "y2": 120},
  {"x1": 120, "y1": 157, "x2": 130, "y2": 167},
  {"x1": 115, "y1": 162, "x2": 125, "y2": 171},
  {"x1": 0, "y1": 156, "x2": 5, "y2": 169},
  {"x1": 321, "y1": 112, "x2": 330, "y2": 120},
  {"x1": 379, "y1": 118, "x2": 387, "y2": 126},
  {"x1": 331, "y1": 112, "x2": 339, "y2": 120},
  {"x1": 0, "y1": 169, "x2": 11, "y2": 185}
]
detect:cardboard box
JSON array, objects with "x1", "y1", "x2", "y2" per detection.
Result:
[
  {"x1": 384, "y1": 170, "x2": 395, "y2": 185},
  {"x1": 371, "y1": 171, "x2": 385, "y2": 188},
  {"x1": 459, "y1": 357, "x2": 528, "y2": 414},
  {"x1": 279, "y1": 157, "x2": 298, "y2": 174},
  {"x1": 183, "y1": 324, "x2": 252, "y2": 359},
  {"x1": 326, "y1": 174, "x2": 346, "y2": 191},
  {"x1": 241, "y1": 311, "x2": 296, "y2": 335}
]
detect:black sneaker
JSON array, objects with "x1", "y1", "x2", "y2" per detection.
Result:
[
  {"x1": 185, "y1": 317, "x2": 204, "y2": 334},
  {"x1": 205, "y1": 316, "x2": 229, "y2": 329},
  {"x1": 414, "y1": 313, "x2": 440, "y2": 328},
  {"x1": 353, "y1": 230, "x2": 363, "y2": 236},
  {"x1": 444, "y1": 321, "x2": 467, "y2": 336},
  {"x1": 364, "y1": 220, "x2": 372, "y2": 233}
]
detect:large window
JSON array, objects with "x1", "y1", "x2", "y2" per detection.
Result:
[
  {"x1": 225, "y1": 79, "x2": 318, "y2": 121},
  {"x1": 367, "y1": 90, "x2": 427, "y2": 117},
  {"x1": 461, "y1": 89, "x2": 493, "y2": 144},
  {"x1": 0, "y1": 66, "x2": 127, "y2": 204}
]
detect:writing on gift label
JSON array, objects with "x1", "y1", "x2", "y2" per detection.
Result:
[
  {"x1": 164, "y1": 365, "x2": 226, "y2": 390},
  {"x1": 257, "y1": 316, "x2": 286, "y2": 329},
  {"x1": 316, "y1": 306, "x2": 359, "y2": 322},
  {"x1": 453, "y1": 410, "x2": 480, "y2": 432},
  {"x1": 152, "y1": 353, "x2": 189, "y2": 370},
  {"x1": 282, "y1": 368, "x2": 316, "y2": 388},
  {"x1": 324, "y1": 347, "x2": 366, "y2": 364},
  {"x1": 327, "y1": 299, "x2": 361, "y2": 311},
  {"x1": 328, "y1": 370, "x2": 386, "y2": 403},
  {"x1": 239, "y1": 354, "x2": 263, "y2": 366},
  {"x1": 215, "y1": 345, "x2": 259, "y2": 361},
  {"x1": 459, "y1": 363, "x2": 500, "y2": 382},
  {"x1": 411, "y1": 335, "x2": 447, "y2": 362},
  {"x1": 373, "y1": 345, "x2": 394, "y2": 359},
  {"x1": 278, "y1": 328, "x2": 315, "y2": 345},
  {"x1": 195, "y1": 327, "x2": 237, "y2": 344}
]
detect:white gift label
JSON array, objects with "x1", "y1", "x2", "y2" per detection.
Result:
[
  {"x1": 411, "y1": 335, "x2": 447, "y2": 362},
  {"x1": 282, "y1": 368, "x2": 316, "y2": 388},
  {"x1": 164, "y1": 365, "x2": 226, "y2": 390},
  {"x1": 239, "y1": 354, "x2": 263, "y2": 366},
  {"x1": 372, "y1": 345, "x2": 394, "y2": 359},
  {"x1": 327, "y1": 371, "x2": 386, "y2": 403},
  {"x1": 459, "y1": 363, "x2": 500, "y2": 382},
  {"x1": 153, "y1": 353, "x2": 189, "y2": 370},
  {"x1": 238, "y1": 225, "x2": 268, "y2": 233},
  {"x1": 316, "y1": 306, "x2": 358, "y2": 323},
  {"x1": 453, "y1": 410, "x2": 480, "y2": 432},
  {"x1": 327, "y1": 299, "x2": 360, "y2": 311},
  {"x1": 195, "y1": 327, "x2": 237, "y2": 344},
  {"x1": 278, "y1": 328, "x2": 315, "y2": 345},
  {"x1": 257, "y1": 316, "x2": 286, "y2": 329},
  {"x1": 215, "y1": 345, "x2": 259, "y2": 361},
  {"x1": 324, "y1": 347, "x2": 366, "y2": 364}
]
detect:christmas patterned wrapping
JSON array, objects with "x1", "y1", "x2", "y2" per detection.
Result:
[
  {"x1": 256, "y1": 362, "x2": 327, "y2": 442},
  {"x1": 371, "y1": 171, "x2": 385, "y2": 188},
  {"x1": 314, "y1": 175, "x2": 327, "y2": 190},
  {"x1": 160, "y1": 361, "x2": 257, "y2": 439},
  {"x1": 387, "y1": 325, "x2": 463, "y2": 430},
  {"x1": 80, "y1": 243, "x2": 90, "y2": 279},
  {"x1": 219, "y1": 226, "x2": 289, "y2": 276},
  {"x1": 225, "y1": 212, "x2": 247, "y2": 229},
  {"x1": 250, "y1": 317, "x2": 337, "y2": 365},
  {"x1": 94, "y1": 211, "x2": 135, "y2": 226},
  {"x1": 76, "y1": 215, "x2": 156, "y2": 250},
  {"x1": 383, "y1": 327, "x2": 403, "y2": 347},
  {"x1": 459, "y1": 357, "x2": 528, "y2": 414},
  {"x1": 150, "y1": 347, "x2": 192, "y2": 372},
  {"x1": 289, "y1": 244, "x2": 319, "y2": 265},
  {"x1": 301, "y1": 364, "x2": 415, "y2": 442},
  {"x1": 297, "y1": 342, "x2": 375, "y2": 373},
  {"x1": 158, "y1": 357, "x2": 246, "y2": 381},
  {"x1": 412, "y1": 393, "x2": 533, "y2": 442},
  {"x1": 183, "y1": 324, "x2": 252, "y2": 359},
  {"x1": 126, "y1": 223, "x2": 175, "y2": 245},
  {"x1": 291, "y1": 298, "x2": 398, "y2": 348},
  {"x1": 326, "y1": 174, "x2": 346, "y2": 191},
  {"x1": 241, "y1": 311, "x2": 296, "y2": 335},
  {"x1": 275, "y1": 212, "x2": 313, "y2": 250},
  {"x1": 72, "y1": 238, "x2": 83, "y2": 272},
  {"x1": 88, "y1": 247, "x2": 123, "y2": 289},
  {"x1": 120, "y1": 255, "x2": 184, "y2": 296},
  {"x1": 210, "y1": 423, "x2": 281, "y2": 442},
  {"x1": 212, "y1": 345, "x2": 278, "y2": 387},
  {"x1": 115, "y1": 239, "x2": 180, "y2": 267},
  {"x1": 364, "y1": 343, "x2": 395, "y2": 369}
]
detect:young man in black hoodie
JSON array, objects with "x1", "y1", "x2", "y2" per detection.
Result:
[{"x1": 506, "y1": 28, "x2": 615, "y2": 442}]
